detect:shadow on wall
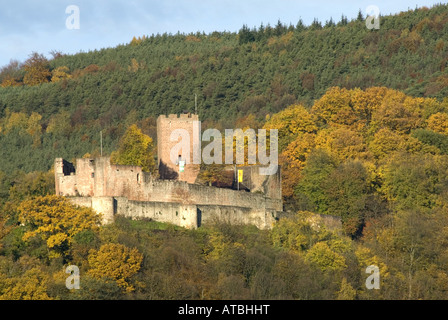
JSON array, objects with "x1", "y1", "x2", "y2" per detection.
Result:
[{"x1": 158, "y1": 161, "x2": 179, "y2": 180}]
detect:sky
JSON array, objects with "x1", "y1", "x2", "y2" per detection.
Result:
[{"x1": 0, "y1": 0, "x2": 445, "y2": 67}]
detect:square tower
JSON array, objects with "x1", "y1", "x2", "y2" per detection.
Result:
[{"x1": 157, "y1": 113, "x2": 200, "y2": 184}]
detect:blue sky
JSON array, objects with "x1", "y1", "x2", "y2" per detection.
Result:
[{"x1": 0, "y1": 0, "x2": 444, "y2": 67}]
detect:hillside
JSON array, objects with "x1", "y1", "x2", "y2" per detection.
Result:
[
  {"x1": 0, "y1": 4, "x2": 448, "y2": 173},
  {"x1": 1, "y1": 3, "x2": 448, "y2": 301}
]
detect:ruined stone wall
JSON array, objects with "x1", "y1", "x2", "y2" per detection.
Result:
[
  {"x1": 197, "y1": 205, "x2": 278, "y2": 230},
  {"x1": 68, "y1": 196, "x2": 278, "y2": 230},
  {"x1": 55, "y1": 158, "x2": 75, "y2": 196},
  {"x1": 56, "y1": 157, "x2": 282, "y2": 211},
  {"x1": 99, "y1": 158, "x2": 144, "y2": 199},
  {"x1": 238, "y1": 165, "x2": 282, "y2": 200},
  {"x1": 116, "y1": 197, "x2": 198, "y2": 229},
  {"x1": 57, "y1": 156, "x2": 283, "y2": 230},
  {"x1": 68, "y1": 196, "x2": 115, "y2": 225},
  {"x1": 74, "y1": 158, "x2": 95, "y2": 196}
]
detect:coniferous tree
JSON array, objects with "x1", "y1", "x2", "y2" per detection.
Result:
[{"x1": 357, "y1": 9, "x2": 364, "y2": 22}]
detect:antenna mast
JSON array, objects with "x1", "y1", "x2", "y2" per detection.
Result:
[
  {"x1": 194, "y1": 93, "x2": 197, "y2": 114},
  {"x1": 100, "y1": 130, "x2": 103, "y2": 157}
]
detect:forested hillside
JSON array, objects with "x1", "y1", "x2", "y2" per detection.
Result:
[
  {"x1": 1, "y1": 4, "x2": 448, "y2": 301},
  {"x1": 1, "y1": 4, "x2": 448, "y2": 172}
]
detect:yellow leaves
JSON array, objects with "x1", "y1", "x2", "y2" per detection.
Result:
[
  {"x1": 206, "y1": 232, "x2": 228, "y2": 261},
  {"x1": 51, "y1": 66, "x2": 71, "y2": 82},
  {"x1": 402, "y1": 30, "x2": 424, "y2": 52},
  {"x1": 0, "y1": 218, "x2": 11, "y2": 253},
  {"x1": 427, "y1": 112, "x2": 448, "y2": 135},
  {"x1": 336, "y1": 278, "x2": 357, "y2": 300},
  {"x1": 312, "y1": 87, "x2": 355, "y2": 127},
  {"x1": 279, "y1": 31, "x2": 294, "y2": 45},
  {"x1": 26, "y1": 112, "x2": 42, "y2": 136},
  {"x1": 185, "y1": 35, "x2": 201, "y2": 42},
  {"x1": 110, "y1": 124, "x2": 157, "y2": 173},
  {"x1": 128, "y1": 58, "x2": 145, "y2": 72},
  {"x1": 316, "y1": 127, "x2": 370, "y2": 162},
  {"x1": 282, "y1": 132, "x2": 316, "y2": 169},
  {"x1": 18, "y1": 195, "x2": 101, "y2": 256},
  {"x1": 130, "y1": 35, "x2": 147, "y2": 46},
  {"x1": 264, "y1": 104, "x2": 316, "y2": 135},
  {"x1": 23, "y1": 53, "x2": 51, "y2": 86},
  {"x1": 266, "y1": 32, "x2": 294, "y2": 51},
  {"x1": 369, "y1": 128, "x2": 406, "y2": 160},
  {"x1": 264, "y1": 104, "x2": 316, "y2": 152},
  {"x1": 311, "y1": 86, "x2": 435, "y2": 136},
  {"x1": 2, "y1": 110, "x2": 28, "y2": 134},
  {"x1": 267, "y1": 37, "x2": 277, "y2": 47},
  {"x1": 1, "y1": 109, "x2": 43, "y2": 148},
  {"x1": 371, "y1": 90, "x2": 424, "y2": 134},
  {"x1": 87, "y1": 243, "x2": 143, "y2": 292},
  {"x1": 305, "y1": 242, "x2": 347, "y2": 272},
  {"x1": 355, "y1": 246, "x2": 389, "y2": 280},
  {"x1": 0, "y1": 268, "x2": 52, "y2": 300},
  {"x1": 46, "y1": 233, "x2": 69, "y2": 249},
  {"x1": 46, "y1": 110, "x2": 71, "y2": 136},
  {"x1": 205, "y1": 231, "x2": 246, "y2": 262},
  {"x1": 129, "y1": 58, "x2": 139, "y2": 72},
  {"x1": 270, "y1": 213, "x2": 335, "y2": 253},
  {"x1": 0, "y1": 75, "x2": 21, "y2": 88}
]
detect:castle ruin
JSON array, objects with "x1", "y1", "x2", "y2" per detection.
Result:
[{"x1": 54, "y1": 114, "x2": 283, "y2": 229}]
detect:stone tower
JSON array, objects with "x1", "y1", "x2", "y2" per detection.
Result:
[{"x1": 157, "y1": 113, "x2": 200, "y2": 184}]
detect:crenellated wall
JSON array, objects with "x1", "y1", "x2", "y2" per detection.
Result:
[
  {"x1": 56, "y1": 157, "x2": 283, "y2": 229},
  {"x1": 157, "y1": 113, "x2": 201, "y2": 183},
  {"x1": 55, "y1": 111, "x2": 284, "y2": 229}
]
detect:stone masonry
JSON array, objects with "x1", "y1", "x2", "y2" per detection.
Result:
[
  {"x1": 157, "y1": 113, "x2": 200, "y2": 184},
  {"x1": 55, "y1": 113, "x2": 284, "y2": 229}
]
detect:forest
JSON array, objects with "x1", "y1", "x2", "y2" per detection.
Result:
[{"x1": 0, "y1": 4, "x2": 448, "y2": 300}]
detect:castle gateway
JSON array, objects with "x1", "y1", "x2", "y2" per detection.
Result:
[{"x1": 54, "y1": 114, "x2": 283, "y2": 229}]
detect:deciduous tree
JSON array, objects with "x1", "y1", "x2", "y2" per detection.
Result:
[
  {"x1": 110, "y1": 124, "x2": 157, "y2": 173},
  {"x1": 22, "y1": 52, "x2": 51, "y2": 86},
  {"x1": 87, "y1": 243, "x2": 143, "y2": 292},
  {"x1": 17, "y1": 195, "x2": 101, "y2": 258}
]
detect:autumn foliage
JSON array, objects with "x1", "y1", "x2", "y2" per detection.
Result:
[
  {"x1": 87, "y1": 243, "x2": 143, "y2": 292},
  {"x1": 18, "y1": 195, "x2": 101, "y2": 257},
  {"x1": 1, "y1": 3, "x2": 448, "y2": 299},
  {"x1": 110, "y1": 124, "x2": 157, "y2": 174},
  {"x1": 267, "y1": 86, "x2": 448, "y2": 237}
]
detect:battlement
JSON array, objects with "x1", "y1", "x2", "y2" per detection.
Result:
[
  {"x1": 55, "y1": 112, "x2": 284, "y2": 230},
  {"x1": 158, "y1": 113, "x2": 199, "y2": 120},
  {"x1": 157, "y1": 113, "x2": 200, "y2": 183},
  {"x1": 55, "y1": 157, "x2": 283, "y2": 229}
]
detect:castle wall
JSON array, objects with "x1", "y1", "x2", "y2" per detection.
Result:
[
  {"x1": 117, "y1": 197, "x2": 198, "y2": 229},
  {"x1": 55, "y1": 158, "x2": 76, "y2": 196},
  {"x1": 74, "y1": 158, "x2": 95, "y2": 196},
  {"x1": 56, "y1": 137, "x2": 283, "y2": 230},
  {"x1": 197, "y1": 205, "x2": 278, "y2": 230},
  {"x1": 100, "y1": 159, "x2": 144, "y2": 199},
  {"x1": 67, "y1": 196, "x2": 278, "y2": 230},
  {"x1": 56, "y1": 157, "x2": 282, "y2": 212},
  {"x1": 68, "y1": 196, "x2": 115, "y2": 225},
  {"x1": 238, "y1": 165, "x2": 282, "y2": 200},
  {"x1": 57, "y1": 175, "x2": 77, "y2": 196}
]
